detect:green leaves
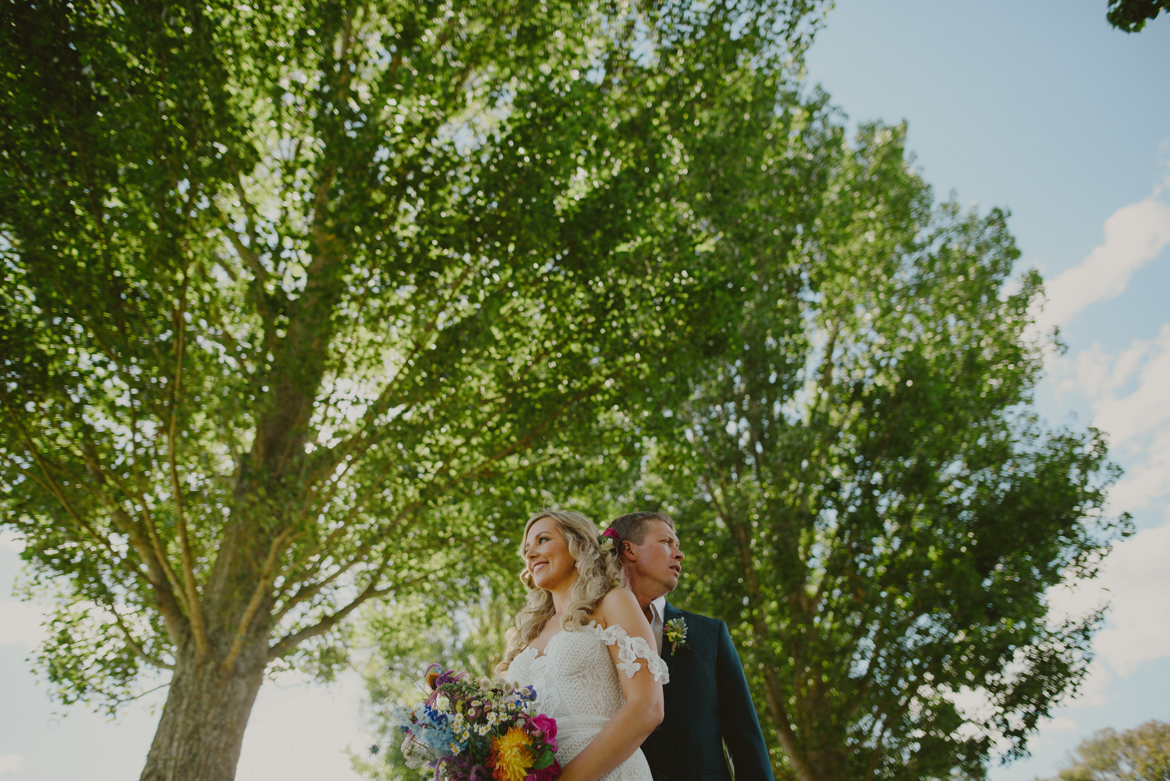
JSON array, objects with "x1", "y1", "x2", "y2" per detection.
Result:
[
  {"x1": 531, "y1": 747, "x2": 557, "y2": 771},
  {"x1": 1106, "y1": 0, "x2": 1169, "y2": 32},
  {"x1": 634, "y1": 121, "x2": 1129, "y2": 780},
  {"x1": 1, "y1": 0, "x2": 829, "y2": 746},
  {"x1": 1051, "y1": 719, "x2": 1170, "y2": 780}
]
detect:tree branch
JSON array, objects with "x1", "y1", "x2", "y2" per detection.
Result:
[
  {"x1": 862, "y1": 723, "x2": 887, "y2": 781},
  {"x1": 276, "y1": 399, "x2": 572, "y2": 623},
  {"x1": 166, "y1": 259, "x2": 209, "y2": 659},
  {"x1": 0, "y1": 391, "x2": 152, "y2": 587},
  {"x1": 311, "y1": 258, "x2": 482, "y2": 482},
  {"x1": 212, "y1": 198, "x2": 267, "y2": 286},
  {"x1": 761, "y1": 666, "x2": 817, "y2": 781},
  {"x1": 42, "y1": 258, "x2": 166, "y2": 422},
  {"x1": 108, "y1": 603, "x2": 175, "y2": 671},
  {"x1": 272, "y1": 496, "x2": 423, "y2": 623},
  {"x1": 267, "y1": 555, "x2": 397, "y2": 662},
  {"x1": 268, "y1": 552, "x2": 455, "y2": 663},
  {"x1": 71, "y1": 438, "x2": 190, "y2": 644},
  {"x1": 221, "y1": 527, "x2": 295, "y2": 673}
]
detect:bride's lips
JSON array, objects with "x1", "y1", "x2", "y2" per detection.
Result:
[{"x1": 531, "y1": 561, "x2": 548, "y2": 575}]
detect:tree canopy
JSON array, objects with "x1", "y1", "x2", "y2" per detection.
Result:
[
  {"x1": 1048, "y1": 720, "x2": 1170, "y2": 781},
  {"x1": 623, "y1": 120, "x2": 1129, "y2": 780},
  {"x1": 1106, "y1": 0, "x2": 1169, "y2": 32},
  {"x1": 0, "y1": 0, "x2": 825, "y2": 778}
]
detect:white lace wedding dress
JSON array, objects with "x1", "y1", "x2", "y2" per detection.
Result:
[{"x1": 503, "y1": 621, "x2": 669, "y2": 781}]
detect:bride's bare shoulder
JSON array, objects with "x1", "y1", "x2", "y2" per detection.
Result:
[{"x1": 595, "y1": 586, "x2": 643, "y2": 627}]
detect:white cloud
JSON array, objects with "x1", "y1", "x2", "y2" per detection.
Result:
[
  {"x1": 1021, "y1": 715, "x2": 1084, "y2": 754},
  {"x1": 1088, "y1": 518, "x2": 1170, "y2": 676},
  {"x1": 1052, "y1": 325, "x2": 1170, "y2": 512},
  {"x1": 1055, "y1": 342, "x2": 1114, "y2": 402},
  {"x1": 0, "y1": 600, "x2": 48, "y2": 647},
  {"x1": 1108, "y1": 435, "x2": 1170, "y2": 513},
  {"x1": 1036, "y1": 193, "x2": 1170, "y2": 333},
  {"x1": 1090, "y1": 324, "x2": 1170, "y2": 451},
  {"x1": 1048, "y1": 512, "x2": 1170, "y2": 678},
  {"x1": 0, "y1": 755, "x2": 22, "y2": 775},
  {"x1": 1045, "y1": 717, "x2": 1078, "y2": 732}
]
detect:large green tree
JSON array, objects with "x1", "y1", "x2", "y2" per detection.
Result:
[
  {"x1": 634, "y1": 122, "x2": 1129, "y2": 780},
  {"x1": 0, "y1": 0, "x2": 825, "y2": 778}
]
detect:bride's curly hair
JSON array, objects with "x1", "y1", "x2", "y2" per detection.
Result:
[{"x1": 495, "y1": 509, "x2": 624, "y2": 676}]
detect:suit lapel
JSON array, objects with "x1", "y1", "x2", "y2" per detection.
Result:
[{"x1": 661, "y1": 601, "x2": 684, "y2": 661}]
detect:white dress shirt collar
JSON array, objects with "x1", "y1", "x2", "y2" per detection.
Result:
[{"x1": 649, "y1": 595, "x2": 667, "y2": 654}]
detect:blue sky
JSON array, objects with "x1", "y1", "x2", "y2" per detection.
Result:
[{"x1": 2, "y1": 2, "x2": 1169, "y2": 779}]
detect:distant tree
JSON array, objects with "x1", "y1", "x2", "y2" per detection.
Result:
[
  {"x1": 633, "y1": 121, "x2": 1129, "y2": 780},
  {"x1": 0, "y1": 1, "x2": 827, "y2": 778},
  {"x1": 1107, "y1": 0, "x2": 1169, "y2": 32},
  {"x1": 1048, "y1": 720, "x2": 1170, "y2": 781}
]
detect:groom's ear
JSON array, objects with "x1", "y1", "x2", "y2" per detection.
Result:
[{"x1": 620, "y1": 540, "x2": 635, "y2": 560}]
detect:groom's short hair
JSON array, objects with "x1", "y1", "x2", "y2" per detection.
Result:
[{"x1": 608, "y1": 511, "x2": 675, "y2": 545}]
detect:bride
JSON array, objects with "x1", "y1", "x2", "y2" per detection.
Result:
[{"x1": 496, "y1": 509, "x2": 668, "y2": 781}]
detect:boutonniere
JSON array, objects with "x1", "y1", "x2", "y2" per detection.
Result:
[{"x1": 664, "y1": 617, "x2": 689, "y2": 654}]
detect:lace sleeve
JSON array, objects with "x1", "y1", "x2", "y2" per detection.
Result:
[{"x1": 595, "y1": 623, "x2": 670, "y2": 683}]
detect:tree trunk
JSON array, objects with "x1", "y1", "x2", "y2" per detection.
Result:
[{"x1": 139, "y1": 638, "x2": 268, "y2": 781}]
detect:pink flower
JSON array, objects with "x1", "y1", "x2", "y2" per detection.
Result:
[
  {"x1": 601, "y1": 528, "x2": 621, "y2": 543},
  {"x1": 528, "y1": 714, "x2": 558, "y2": 751}
]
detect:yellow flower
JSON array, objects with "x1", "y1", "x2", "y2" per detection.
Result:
[{"x1": 489, "y1": 726, "x2": 534, "y2": 781}]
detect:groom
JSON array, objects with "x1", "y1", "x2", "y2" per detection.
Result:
[{"x1": 608, "y1": 511, "x2": 775, "y2": 781}]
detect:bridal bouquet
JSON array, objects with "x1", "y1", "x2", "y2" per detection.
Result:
[{"x1": 383, "y1": 664, "x2": 561, "y2": 781}]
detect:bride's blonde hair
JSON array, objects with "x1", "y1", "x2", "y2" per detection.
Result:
[{"x1": 495, "y1": 508, "x2": 624, "y2": 675}]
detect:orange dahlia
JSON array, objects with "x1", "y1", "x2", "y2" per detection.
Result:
[{"x1": 489, "y1": 726, "x2": 534, "y2": 781}]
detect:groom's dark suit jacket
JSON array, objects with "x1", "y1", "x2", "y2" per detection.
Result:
[{"x1": 641, "y1": 603, "x2": 775, "y2": 781}]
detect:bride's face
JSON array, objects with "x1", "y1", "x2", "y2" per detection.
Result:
[{"x1": 524, "y1": 517, "x2": 577, "y2": 592}]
